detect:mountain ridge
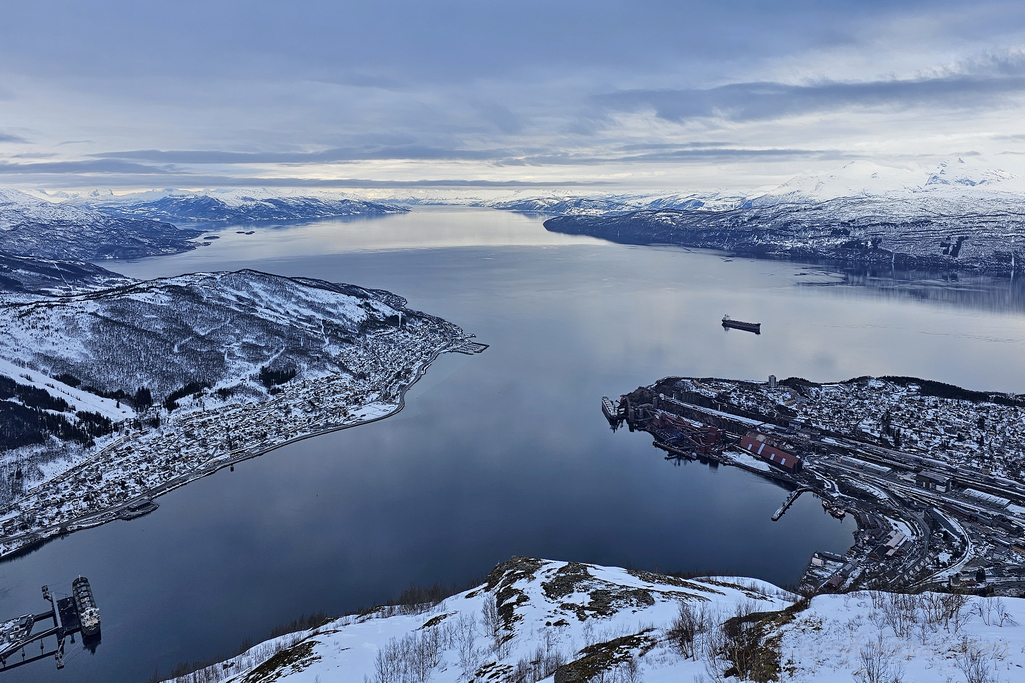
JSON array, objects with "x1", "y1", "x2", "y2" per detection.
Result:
[
  {"x1": 0, "y1": 188, "x2": 202, "y2": 260},
  {"x1": 54, "y1": 187, "x2": 409, "y2": 224}
]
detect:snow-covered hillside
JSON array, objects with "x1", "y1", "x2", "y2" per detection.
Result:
[
  {"x1": 157, "y1": 557, "x2": 1025, "y2": 683},
  {"x1": 0, "y1": 269, "x2": 427, "y2": 401},
  {"x1": 0, "y1": 250, "x2": 133, "y2": 294},
  {"x1": 58, "y1": 188, "x2": 407, "y2": 223},
  {"x1": 0, "y1": 188, "x2": 202, "y2": 260}
]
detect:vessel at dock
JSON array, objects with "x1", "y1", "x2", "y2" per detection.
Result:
[
  {"x1": 721, "y1": 315, "x2": 761, "y2": 334},
  {"x1": 72, "y1": 577, "x2": 100, "y2": 636},
  {"x1": 601, "y1": 396, "x2": 619, "y2": 422},
  {"x1": 1, "y1": 578, "x2": 101, "y2": 671}
]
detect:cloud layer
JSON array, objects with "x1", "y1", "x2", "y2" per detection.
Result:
[{"x1": 2, "y1": 1, "x2": 1025, "y2": 189}]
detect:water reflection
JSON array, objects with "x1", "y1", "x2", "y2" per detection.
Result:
[
  {"x1": 795, "y1": 265, "x2": 1025, "y2": 314},
  {"x1": 124, "y1": 206, "x2": 601, "y2": 275}
]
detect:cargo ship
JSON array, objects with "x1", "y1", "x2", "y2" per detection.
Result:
[
  {"x1": 721, "y1": 315, "x2": 761, "y2": 334},
  {"x1": 72, "y1": 577, "x2": 100, "y2": 636}
]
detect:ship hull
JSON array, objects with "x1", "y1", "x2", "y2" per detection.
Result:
[
  {"x1": 72, "y1": 577, "x2": 101, "y2": 637},
  {"x1": 721, "y1": 318, "x2": 761, "y2": 334}
]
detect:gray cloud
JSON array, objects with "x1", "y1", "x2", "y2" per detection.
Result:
[
  {"x1": 0, "y1": 170, "x2": 611, "y2": 189},
  {"x1": 0, "y1": 1, "x2": 958, "y2": 85},
  {"x1": 0, "y1": 159, "x2": 173, "y2": 174},
  {"x1": 596, "y1": 73, "x2": 1025, "y2": 122},
  {"x1": 92, "y1": 146, "x2": 515, "y2": 164},
  {"x1": 1, "y1": 1, "x2": 1024, "y2": 187},
  {"x1": 507, "y1": 147, "x2": 850, "y2": 166},
  {"x1": 92, "y1": 142, "x2": 846, "y2": 168},
  {"x1": 0, "y1": 132, "x2": 26, "y2": 143}
]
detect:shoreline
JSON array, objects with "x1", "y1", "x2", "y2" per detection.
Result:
[
  {"x1": 544, "y1": 211, "x2": 1025, "y2": 277},
  {"x1": 0, "y1": 337, "x2": 486, "y2": 563}
]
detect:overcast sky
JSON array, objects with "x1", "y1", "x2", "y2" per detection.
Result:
[{"x1": 2, "y1": 0, "x2": 1025, "y2": 191}]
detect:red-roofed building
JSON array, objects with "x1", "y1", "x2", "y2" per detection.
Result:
[{"x1": 740, "y1": 431, "x2": 803, "y2": 474}]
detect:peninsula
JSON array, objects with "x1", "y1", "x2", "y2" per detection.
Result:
[
  {"x1": 0, "y1": 255, "x2": 482, "y2": 559},
  {"x1": 606, "y1": 375, "x2": 1025, "y2": 595}
]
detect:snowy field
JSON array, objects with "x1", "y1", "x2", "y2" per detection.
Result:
[{"x1": 157, "y1": 557, "x2": 1025, "y2": 683}]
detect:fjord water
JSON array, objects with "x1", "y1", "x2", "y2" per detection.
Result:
[{"x1": 3, "y1": 207, "x2": 1025, "y2": 682}]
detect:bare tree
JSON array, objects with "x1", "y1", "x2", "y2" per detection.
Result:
[
  {"x1": 941, "y1": 592, "x2": 971, "y2": 634},
  {"x1": 955, "y1": 638, "x2": 997, "y2": 683},
  {"x1": 921, "y1": 592, "x2": 946, "y2": 628},
  {"x1": 698, "y1": 621, "x2": 729, "y2": 683},
  {"x1": 481, "y1": 593, "x2": 501, "y2": 641},
  {"x1": 979, "y1": 597, "x2": 1017, "y2": 628},
  {"x1": 880, "y1": 592, "x2": 919, "y2": 639},
  {"x1": 509, "y1": 631, "x2": 566, "y2": 683},
  {"x1": 852, "y1": 634, "x2": 904, "y2": 683},
  {"x1": 455, "y1": 613, "x2": 480, "y2": 675},
  {"x1": 620, "y1": 655, "x2": 642, "y2": 683},
  {"x1": 667, "y1": 601, "x2": 710, "y2": 659}
]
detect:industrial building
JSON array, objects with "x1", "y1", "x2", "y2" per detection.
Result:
[
  {"x1": 916, "y1": 471, "x2": 951, "y2": 492},
  {"x1": 739, "y1": 431, "x2": 803, "y2": 474}
]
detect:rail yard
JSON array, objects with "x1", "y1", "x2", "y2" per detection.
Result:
[{"x1": 605, "y1": 375, "x2": 1025, "y2": 594}]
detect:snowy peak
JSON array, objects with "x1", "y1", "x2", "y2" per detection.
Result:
[
  {"x1": 924, "y1": 157, "x2": 1016, "y2": 188},
  {"x1": 758, "y1": 160, "x2": 922, "y2": 203},
  {"x1": 484, "y1": 191, "x2": 745, "y2": 216},
  {"x1": 65, "y1": 187, "x2": 408, "y2": 223},
  {"x1": 752, "y1": 159, "x2": 1023, "y2": 205},
  {"x1": 0, "y1": 188, "x2": 103, "y2": 223}
]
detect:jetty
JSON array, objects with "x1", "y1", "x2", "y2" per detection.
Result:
[
  {"x1": 0, "y1": 579, "x2": 100, "y2": 672},
  {"x1": 771, "y1": 487, "x2": 813, "y2": 521}
]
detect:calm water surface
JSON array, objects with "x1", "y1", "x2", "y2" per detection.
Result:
[{"x1": 2, "y1": 207, "x2": 1024, "y2": 681}]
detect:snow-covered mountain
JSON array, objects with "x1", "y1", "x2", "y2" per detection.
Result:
[
  {"x1": 483, "y1": 160, "x2": 1025, "y2": 218},
  {"x1": 546, "y1": 196, "x2": 1025, "y2": 275},
  {"x1": 63, "y1": 188, "x2": 408, "y2": 223},
  {"x1": 156, "y1": 556, "x2": 1025, "y2": 683},
  {"x1": 485, "y1": 192, "x2": 744, "y2": 216},
  {"x1": 487, "y1": 195, "x2": 643, "y2": 215},
  {"x1": 0, "y1": 188, "x2": 202, "y2": 260},
  {"x1": 545, "y1": 160, "x2": 1025, "y2": 275},
  {"x1": 750, "y1": 158, "x2": 1025, "y2": 206}
]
